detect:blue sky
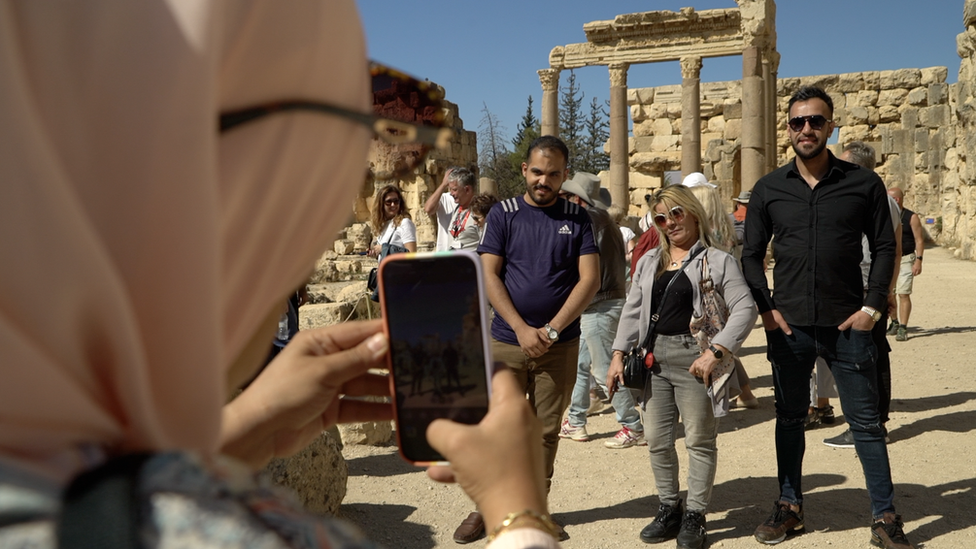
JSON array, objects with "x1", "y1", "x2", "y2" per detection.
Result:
[{"x1": 360, "y1": 1, "x2": 966, "y2": 145}]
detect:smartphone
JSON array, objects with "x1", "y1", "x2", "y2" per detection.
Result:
[{"x1": 378, "y1": 250, "x2": 493, "y2": 465}]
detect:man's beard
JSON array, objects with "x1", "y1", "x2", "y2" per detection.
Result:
[{"x1": 792, "y1": 136, "x2": 827, "y2": 160}]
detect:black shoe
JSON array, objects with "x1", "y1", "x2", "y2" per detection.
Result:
[
  {"x1": 818, "y1": 405, "x2": 835, "y2": 425},
  {"x1": 886, "y1": 320, "x2": 899, "y2": 336},
  {"x1": 640, "y1": 499, "x2": 683, "y2": 543},
  {"x1": 676, "y1": 511, "x2": 707, "y2": 549},
  {"x1": 823, "y1": 428, "x2": 855, "y2": 449}
]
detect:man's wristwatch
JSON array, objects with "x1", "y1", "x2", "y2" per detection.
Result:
[
  {"x1": 708, "y1": 345, "x2": 724, "y2": 359},
  {"x1": 544, "y1": 323, "x2": 559, "y2": 342},
  {"x1": 860, "y1": 306, "x2": 882, "y2": 322}
]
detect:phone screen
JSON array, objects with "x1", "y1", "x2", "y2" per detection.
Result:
[{"x1": 379, "y1": 251, "x2": 492, "y2": 464}]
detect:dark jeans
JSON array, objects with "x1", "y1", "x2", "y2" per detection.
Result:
[
  {"x1": 765, "y1": 325, "x2": 895, "y2": 519},
  {"x1": 873, "y1": 312, "x2": 892, "y2": 423}
]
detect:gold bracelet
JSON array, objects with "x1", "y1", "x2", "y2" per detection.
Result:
[{"x1": 486, "y1": 509, "x2": 560, "y2": 542}]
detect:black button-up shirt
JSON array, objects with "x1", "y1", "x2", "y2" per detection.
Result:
[{"x1": 741, "y1": 152, "x2": 896, "y2": 327}]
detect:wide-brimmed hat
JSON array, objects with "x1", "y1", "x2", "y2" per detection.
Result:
[
  {"x1": 681, "y1": 172, "x2": 717, "y2": 189},
  {"x1": 733, "y1": 190, "x2": 751, "y2": 203},
  {"x1": 562, "y1": 172, "x2": 609, "y2": 210}
]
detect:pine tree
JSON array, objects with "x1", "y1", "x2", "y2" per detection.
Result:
[
  {"x1": 558, "y1": 70, "x2": 585, "y2": 172},
  {"x1": 579, "y1": 97, "x2": 610, "y2": 174},
  {"x1": 477, "y1": 103, "x2": 521, "y2": 199},
  {"x1": 512, "y1": 96, "x2": 540, "y2": 150}
]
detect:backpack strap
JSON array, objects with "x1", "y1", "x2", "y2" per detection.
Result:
[{"x1": 57, "y1": 453, "x2": 153, "y2": 549}]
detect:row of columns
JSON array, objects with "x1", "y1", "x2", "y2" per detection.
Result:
[{"x1": 538, "y1": 47, "x2": 778, "y2": 213}]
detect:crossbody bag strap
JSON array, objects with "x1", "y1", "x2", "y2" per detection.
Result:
[
  {"x1": 639, "y1": 246, "x2": 706, "y2": 351},
  {"x1": 57, "y1": 453, "x2": 153, "y2": 549}
]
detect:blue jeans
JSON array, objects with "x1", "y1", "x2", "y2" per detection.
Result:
[
  {"x1": 566, "y1": 299, "x2": 642, "y2": 431},
  {"x1": 765, "y1": 325, "x2": 895, "y2": 519}
]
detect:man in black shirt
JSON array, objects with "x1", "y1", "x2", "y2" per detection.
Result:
[{"x1": 742, "y1": 86, "x2": 914, "y2": 549}]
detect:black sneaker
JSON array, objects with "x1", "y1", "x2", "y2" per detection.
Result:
[
  {"x1": 640, "y1": 499, "x2": 683, "y2": 543},
  {"x1": 871, "y1": 513, "x2": 915, "y2": 548},
  {"x1": 754, "y1": 501, "x2": 804, "y2": 544},
  {"x1": 823, "y1": 428, "x2": 855, "y2": 449},
  {"x1": 886, "y1": 320, "x2": 899, "y2": 336},
  {"x1": 676, "y1": 511, "x2": 707, "y2": 549}
]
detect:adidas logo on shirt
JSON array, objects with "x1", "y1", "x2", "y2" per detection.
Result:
[{"x1": 558, "y1": 224, "x2": 572, "y2": 235}]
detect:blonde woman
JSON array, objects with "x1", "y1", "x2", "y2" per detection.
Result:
[{"x1": 608, "y1": 185, "x2": 757, "y2": 548}]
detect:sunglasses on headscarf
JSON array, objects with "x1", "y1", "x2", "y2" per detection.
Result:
[{"x1": 218, "y1": 62, "x2": 453, "y2": 181}]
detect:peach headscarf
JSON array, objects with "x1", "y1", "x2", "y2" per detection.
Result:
[{"x1": 0, "y1": 1, "x2": 371, "y2": 479}]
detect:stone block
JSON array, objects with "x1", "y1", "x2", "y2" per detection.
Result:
[
  {"x1": 863, "y1": 71, "x2": 881, "y2": 90},
  {"x1": 631, "y1": 151, "x2": 680, "y2": 173},
  {"x1": 800, "y1": 74, "x2": 839, "y2": 91},
  {"x1": 928, "y1": 83, "x2": 949, "y2": 105},
  {"x1": 893, "y1": 129, "x2": 912, "y2": 154},
  {"x1": 646, "y1": 103, "x2": 670, "y2": 120},
  {"x1": 835, "y1": 72, "x2": 864, "y2": 93},
  {"x1": 840, "y1": 125, "x2": 871, "y2": 143},
  {"x1": 300, "y1": 302, "x2": 354, "y2": 329},
  {"x1": 651, "y1": 135, "x2": 681, "y2": 151},
  {"x1": 920, "y1": 105, "x2": 950, "y2": 128},
  {"x1": 723, "y1": 118, "x2": 742, "y2": 140},
  {"x1": 867, "y1": 107, "x2": 880, "y2": 126},
  {"x1": 309, "y1": 260, "x2": 339, "y2": 284},
  {"x1": 666, "y1": 102, "x2": 683, "y2": 118},
  {"x1": 334, "y1": 239, "x2": 355, "y2": 255},
  {"x1": 915, "y1": 128, "x2": 930, "y2": 152},
  {"x1": 700, "y1": 101, "x2": 723, "y2": 118},
  {"x1": 631, "y1": 105, "x2": 647, "y2": 122},
  {"x1": 878, "y1": 89, "x2": 909, "y2": 106},
  {"x1": 777, "y1": 77, "x2": 802, "y2": 96},
  {"x1": 651, "y1": 118, "x2": 673, "y2": 136},
  {"x1": 338, "y1": 417, "x2": 394, "y2": 446},
  {"x1": 634, "y1": 88, "x2": 655, "y2": 105},
  {"x1": 701, "y1": 132, "x2": 722, "y2": 147},
  {"x1": 265, "y1": 430, "x2": 347, "y2": 516},
  {"x1": 707, "y1": 117, "x2": 726, "y2": 133},
  {"x1": 907, "y1": 87, "x2": 928, "y2": 106},
  {"x1": 880, "y1": 68, "x2": 922, "y2": 90},
  {"x1": 723, "y1": 100, "x2": 742, "y2": 119},
  {"x1": 631, "y1": 136, "x2": 655, "y2": 154},
  {"x1": 879, "y1": 105, "x2": 900, "y2": 123},
  {"x1": 921, "y1": 66, "x2": 949, "y2": 85},
  {"x1": 833, "y1": 108, "x2": 849, "y2": 127},
  {"x1": 855, "y1": 90, "x2": 879, "y2": 108},
  {"x1": 902, "y1": 108, "x2": 919, "y2": 130},
  {"x1": 848, "y1": 106, "x2": 869, "y2": 125},
  {"x1": 633, "y1": 120, "x2": 655, "y2": 138}
]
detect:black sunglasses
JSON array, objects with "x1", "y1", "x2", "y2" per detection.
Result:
[
  {"x1": 787, "y1": 114, "x2": 831, "y2": 132},
  {"x1": 219, "y1": 62, "x2": 453, "y2": 181}
]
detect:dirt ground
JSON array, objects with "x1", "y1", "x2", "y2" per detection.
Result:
[{"x1": 338, "y1": 245, "x2": 976, "y2": 549}]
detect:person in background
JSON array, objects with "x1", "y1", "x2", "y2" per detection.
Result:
[
  {"x1": 558, "y1": 172, "x2": 643, "y2": 449},
  {"x1": 731, "y1": 190, "x2": 751, "y2": 254},
  {"x1": 470, "y1": 192, "x2": 499, "y2": 241},
  {"x1": 886, "y1": 187, "x2": 925, "y2": 342},
  {"x1": 688, "y1": 183, "x2": 760, "y2": 409},
  {"x1": 424, "y1": 166, "x2": 462, "y2": 251},
  {"x1": 369, "y1": 184, "x2": 417, "y2": 256},
  {"x1": 608, "y1": 185, "x2": 757, "y2": 549},
  {"x1": 0, "y1": 3, "x2": 561, "y2": 549}
]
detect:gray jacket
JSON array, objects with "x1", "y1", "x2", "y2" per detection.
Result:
[{"x1": 612, "y1": 241, "x2": 757, "y2": 356}]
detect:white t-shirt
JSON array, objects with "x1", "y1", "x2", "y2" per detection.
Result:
[
  {"x1": 378, "y1": 218, "x2": 417, "y2": 249},
  {"x1": 619, "y1": 226, "x2": 636, "y2": 245},
  {"x1": 434, "y1": 193, "x2": 457, "y2": 252}
]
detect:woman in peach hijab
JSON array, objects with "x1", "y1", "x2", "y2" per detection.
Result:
[{"x1": 0, "y1": 2, "x2": 557, "y2": 548}]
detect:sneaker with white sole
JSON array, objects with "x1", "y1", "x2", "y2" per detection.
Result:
[
  {"x1": 604, "y1": 426, "x2": 646, "y2": 449},
  {"x1": 558, "y1": 418, "x2": 589, "y2": 441}
]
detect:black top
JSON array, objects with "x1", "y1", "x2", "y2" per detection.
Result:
[
  {"x1": 900, "y1": 207, "x2": 916, "y2": 256},
  {"x1": 741, "y1": 152, "x2": 896, "y2": 327},
  {"x1": 651, "y1": 269, "x2": 694, "y2": 335}
]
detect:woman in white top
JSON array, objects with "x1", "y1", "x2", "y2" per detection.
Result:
[{"x1": 370, "y1": 184, "x2": 417, "y2": 255}]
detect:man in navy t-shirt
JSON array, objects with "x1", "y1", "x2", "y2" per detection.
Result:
[{"x1": 452, "y1": 136, "x2": 598, "y2": 543}]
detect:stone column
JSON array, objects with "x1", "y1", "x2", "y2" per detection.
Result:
[
  {"x1": 479, "y1": 177, "x2": 497, "y2": 197},
  {"x1": 538, "y1": 68, "x2": 560, "y2": 137},
  {"x1": 741, "y1": 45, "x2": 766, "y2": 192},
  {"x1": 680, "y1": 56, "x2": 703, "y2": 178},
  {"x1": 609, "y1": 63, "x2": 630, "y2": 212},
  {"x1": 764, "y1": 51, "x2": 781, "y2": 173}
]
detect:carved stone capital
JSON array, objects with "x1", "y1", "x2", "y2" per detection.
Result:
[
  {"x1": 609, "y1": 63, "x2": 629, "y2": 88},
  {"x1": 680, "y1": 56, "x2": 703, "y2": 79},
  {"x1": 538, "y1": 68, "x2": 561, "y2": 91}
]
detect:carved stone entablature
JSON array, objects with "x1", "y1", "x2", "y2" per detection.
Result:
[{"x1": 583, "y1": 8, "x2": 742, "y2": 45}]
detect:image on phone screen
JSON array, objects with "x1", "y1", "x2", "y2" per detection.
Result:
[{"x1": 380, "y1": 251, "x2": 491, "y2": 464}]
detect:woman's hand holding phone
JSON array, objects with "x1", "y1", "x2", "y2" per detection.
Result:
[{"x1": 426, "y1": 368, "x2": 548, "y2": 537}]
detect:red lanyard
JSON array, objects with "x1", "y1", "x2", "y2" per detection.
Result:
[{"x1": 450, "y1": 207, "x2": 470, "y2": 238}]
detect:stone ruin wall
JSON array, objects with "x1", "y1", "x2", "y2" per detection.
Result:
[{"x1": 627, "y1": 63, "x2": 976, "y2": 259}]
